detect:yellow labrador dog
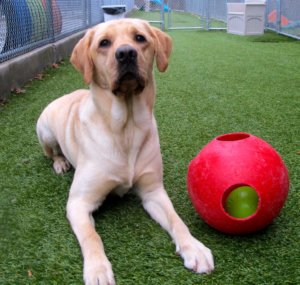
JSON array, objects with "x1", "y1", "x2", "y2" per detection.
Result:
[{"x1": 36, "y1": 19, "x2": 214, "y2": 285}]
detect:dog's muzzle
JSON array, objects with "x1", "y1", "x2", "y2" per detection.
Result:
[{"x1": 113, "y1": 45, "x2": 145, "y2": 96}]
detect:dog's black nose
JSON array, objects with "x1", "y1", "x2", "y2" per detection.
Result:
[{"x1": 115, "y1": 45, "x2": 137, "y2": 64}]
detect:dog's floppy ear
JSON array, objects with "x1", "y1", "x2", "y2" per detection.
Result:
[
  {"x1": 152, "y1": 27, "x2": 172, "y2": 72},
  {"x1": 71, "y1": 29, "x2": 95, "y2": 84}
]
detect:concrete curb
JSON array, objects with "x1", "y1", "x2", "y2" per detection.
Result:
[{"x1": 0, "y1": 30, "x2": 86, "y2": 101}]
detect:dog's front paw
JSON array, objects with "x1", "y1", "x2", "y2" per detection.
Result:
[
  {"x1": 84, "y1": 259, "x2": 115, "y2": 285},
  {"x1": 177, "y1": 236, "x2": 214, "y2": 274}
]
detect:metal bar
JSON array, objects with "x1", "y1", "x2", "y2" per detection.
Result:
[
  {"x1": 276, "y1": 31, "x2": 300, "y2": 40},
  {"x1": 160, "y1": 0, "x2": 165, "y2": 30},
  {"x1": 168, "y1": 26, "x2": 205, "y2": 30},
  {"x1": 167, "y1": 0, "x2": 171, "y2": 30},
  {"x1": 276, "y1": 0, "x2": 281, "y2": 32},
  {"x1": 148, "y1": 21, "x2": 164, "y2": 24},
  {"x1": 267, "y1": 27, "x2": 300, "y2": 40},
  {"x1": 87, "y1": 0, "x2": 91, "y2": 27},
  {"x1": 209, "y1": 27, "x2": 226, "y2": 30},
  {"x1": 83, "y1": 0, "x2": 87, "y2": 29},
  {"x1": 46, "y1": 0, "x2": 55, "y2": 42},
  {"x1": 207, "y1": 0, "x2": 210, "y2": 30}
]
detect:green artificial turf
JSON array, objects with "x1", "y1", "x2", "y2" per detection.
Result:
[{"x1": 0, "y1": 30, "x2": 299, "y2": 285}]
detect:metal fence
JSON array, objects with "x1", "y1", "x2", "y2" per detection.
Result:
[
  {"x1": 0, "y1": 0, "x2": 105, "y2": 63},
  {"x1": 167, "y1": 0, "x2": 229, "y2": 30},
  {"x1": 126, "y1": 1, "x2": 165, "y2": 29},
  {"x1": 266, "y1": 0, "x2": 300, "y2": 40},
  {"x1": 166, "y1": 0, "x2": 300, "y2": 38},
  {"x1": 0, "y1": 1, "x2": 299, "y2": 64}
]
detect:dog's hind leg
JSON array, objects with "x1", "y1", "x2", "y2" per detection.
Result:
[
  {"x1": 52, "y1": 154, "x2": 71, "y2": 174},
  {"x1": 36, "y1": 119, "x2": 71, "y2": 174}
]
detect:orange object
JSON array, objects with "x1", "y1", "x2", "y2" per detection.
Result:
[{"x1": 268, "y1": 10, "x2": 289, "y2": 26}]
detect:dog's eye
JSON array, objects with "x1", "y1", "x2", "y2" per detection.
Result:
[
  {"x1": 135, "y1": 34, "x2": 146, "y2": 43},
  {"x1": 99, "y1": 39, "x2": 111, "y2": 48}
]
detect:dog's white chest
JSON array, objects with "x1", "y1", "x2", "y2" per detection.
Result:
[{"x1": 90, "y1": 98, "x2": 154, "y2": 192}]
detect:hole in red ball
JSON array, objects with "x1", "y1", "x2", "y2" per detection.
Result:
[
  {"x1": 222, "y1": 184, "x2": 260, "y2": 220},
  {"x1": 217, "y1": 133, "x2": 250, "y2": 142}
]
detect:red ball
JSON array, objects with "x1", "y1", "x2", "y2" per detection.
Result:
[{"x1": 187, "y1": 132, "x2": 289, "y2": 234}]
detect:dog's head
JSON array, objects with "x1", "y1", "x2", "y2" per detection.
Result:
[{"x1": 71, "y1": 19, "x2": 172, "y2": 97}]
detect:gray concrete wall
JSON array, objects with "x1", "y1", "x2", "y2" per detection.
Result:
[{"x1": 0, "y1": 30, "x2": 85, "y2": 101}]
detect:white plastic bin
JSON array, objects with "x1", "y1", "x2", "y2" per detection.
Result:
[
  {"x1": 102, "y1": 5, "x2": 126, "y2": 22},
  {"x1": 227, "y1": 1, "x2": 266, "y2": 35}
]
